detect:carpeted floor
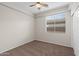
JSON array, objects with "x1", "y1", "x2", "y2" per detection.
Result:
[{"x1": 0, "y1": 40, "x2": 75, "y2": 56}]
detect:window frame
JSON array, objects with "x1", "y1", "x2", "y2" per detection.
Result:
[{"x1": 45, "y1": 12, "x2": 66, "y2": 33}]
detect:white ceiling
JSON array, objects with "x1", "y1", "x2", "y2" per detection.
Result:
[{"x1": 1, "y1": 2, "x2": 70, "y2": 14}]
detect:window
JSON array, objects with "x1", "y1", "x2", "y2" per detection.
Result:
[{"x1": 46, "y1": 13, "x2": 65, "y2": 32}]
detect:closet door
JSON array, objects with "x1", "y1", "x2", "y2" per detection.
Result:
[{"x1": 73, "y1": 7, "x2": 79, "y2": 55}]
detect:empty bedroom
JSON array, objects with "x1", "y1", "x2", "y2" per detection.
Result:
[{"x1": 0, "y1": 2, "x2": 79, "y2": 56}]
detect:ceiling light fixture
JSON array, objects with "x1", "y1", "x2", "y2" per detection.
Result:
[{"x1": 29, "y1": 2, "x2": 48, "y2": 10}]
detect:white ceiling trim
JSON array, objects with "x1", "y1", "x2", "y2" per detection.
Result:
[{"x1": 0, "y1": 3, "x2": 34, "y2": 17}]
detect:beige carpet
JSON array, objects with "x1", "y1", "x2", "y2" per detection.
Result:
[{"x1": 0, "y1": 40, "x2": 75, "y2": 56}]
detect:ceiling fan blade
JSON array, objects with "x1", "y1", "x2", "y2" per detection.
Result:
[
  {"x1": 36, "y1": 2, "x2": 40, "y2": 4},
  {"x1": 38, "y1": 7, "x2": 41, "y2": 10},
  {"x1": 29, "y1": 5, "x2": 35, "y2": 7},
  {"x1": 42, "y1": 3, "x2": 48, "y2": 7}
]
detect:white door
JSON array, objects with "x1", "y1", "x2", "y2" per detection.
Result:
[{"x1": 73, "y1": 7, "x2": 79, "y2": 55}]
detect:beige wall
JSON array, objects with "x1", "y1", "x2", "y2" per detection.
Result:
[
  {"x1": 35, "y1": 6, "x2": 72, "y2": 47},
  {"x1": 0, "y1": 4, "x2": 34, "y2": 53},
  {"x1": 0, "y1": 3, "x2": 73, "y2": 53}
]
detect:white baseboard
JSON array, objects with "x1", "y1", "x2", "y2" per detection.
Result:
[
  {"x1": 35, "y1": 39, "x2": 72, "y2": 48},
  {"x1": 0, "y1": 39, "x2": 34, "y2": 54}
]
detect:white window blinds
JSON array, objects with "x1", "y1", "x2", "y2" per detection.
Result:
[{"x1": 46, "y1": 13, "x2": 65, "y2": 32}]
